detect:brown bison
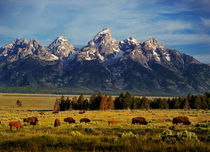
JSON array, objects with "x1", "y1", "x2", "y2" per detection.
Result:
[
  {"x1": 53, "y1": 110, "x2": 59, "y2": 114},
  {"x1": 80, "y1": 118, "x2": 90, "y2": 123},
  {"x1": 64, "y1": 117, "x2": 75, "y2": 123},
  {"x1": 79, "y1": 110, "x2": 85, "y2": 114},
  {"x1": 9, "y1": 121, "x2": 23, "y2": 130},
  {"x1": 23, "y1": 117, "x2": 38, "y2": 125},
  {"x1": 39, "y1": 112, "x2": 45, "y2": 115},
  {"x1": 54, "y1": 119, "x2": 60, "y2": 127},
  {"x1": 132, "y1": 117, "x2": 148, "y2": 125},
  {"x1": 173, "y1": 116, "x2": 191, "y2": 125},
  {"x1": 108, "y1": 120, "x2": 117, "y2": 125}
]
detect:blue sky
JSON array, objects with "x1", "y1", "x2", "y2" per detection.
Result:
[{"x1": 0, "y1": 0, "x2": 210, "y2": 63}]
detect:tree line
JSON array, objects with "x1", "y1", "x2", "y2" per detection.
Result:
[{"x1": 54, "y1": 92, "x2": 210, "y2": 111}]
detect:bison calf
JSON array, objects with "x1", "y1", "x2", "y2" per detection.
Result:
[
  {"x1": 173, "y1": 116, "x2": 191, "y2": 125},
  {"x1": 64, "y1": 117, "x2": 75, "y2": 124},
  {"x1": 132, "y1": 117, "x2": 148, "y2": 125},
  {"x1": 80, "y1": 118, "x2": 90, "y2": 123},
  {"x1": 108, "y1": 120, "x2": 117, "y2": 125},
  {"x1": 79, "y1": 110, "x2": 85, "y2": 114},
  {"x1": 9, "y1": 121, "x2": 23, "y2": 130},
  {"x1": 54, "y1": 119, "x2": 60, "y2": 127}
]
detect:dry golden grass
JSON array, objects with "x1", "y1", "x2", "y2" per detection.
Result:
[{"x1": 0, "y1": 93, "x2": 209, "y2": 151}]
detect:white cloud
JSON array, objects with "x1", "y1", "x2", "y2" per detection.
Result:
[{"x1": 201, "y1": 18, "x2": 210, "y2": 27}]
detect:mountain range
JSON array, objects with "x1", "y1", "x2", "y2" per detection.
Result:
[{"x1": 0, "y1": 28, "x2": 209, "y2": 95}]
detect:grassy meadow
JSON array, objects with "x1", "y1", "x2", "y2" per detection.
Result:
[{"x1": 0, "y1": 93, "x2": 209, "y2": 151}]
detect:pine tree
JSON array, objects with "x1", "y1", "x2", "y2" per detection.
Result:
[
  {"x1": 140, "y1": 97, "x2": 150, "y2": 109},
  {"x1": 123, "y1": 92, "x2": 132, "y2": 109},
  {"x1": 194, "y1": 95, "x2": 202, "y2": 109},
  {"x1": 77, "y1": 93, "x2": 85, "y2": 110},
  {"x1": 114, "y1": 93, "x2": 124, "y2": 109},
  {"x1": 89, "y1": 93, "x2": 97, "y2": 110}
]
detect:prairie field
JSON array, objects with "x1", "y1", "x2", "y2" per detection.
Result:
[{"x1": 0, "y1": 93, "x2": 209, "y2": 152}]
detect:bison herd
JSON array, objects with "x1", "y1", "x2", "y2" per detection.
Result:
[{"x1": 7, "y1": 113, "x2": 191, "y2": 130}]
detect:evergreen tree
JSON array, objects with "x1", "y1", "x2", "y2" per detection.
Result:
[
  {"x1": 77, "y1": 93, "x2": 85, "y2": 110},
  {"x1": 140, "y1": 97, "x2": 150, "y2": 109},
  {"x1": 159, "y1": 98, "x2": 169, "y2": 109},
  {"x1": 114, "y1": 93, "x2": 124, "y2": 109},
  {"x1": 83, "y1": 99, "x2": 89, "y2": 110},
  {"x1": 194, "y1": 95, "x2": 202, "y2": 109},
  {"x1": 89, "y1": 93, "x2": 97, "y2": 110},
  {"x1": 123, "y1": 92, "x2": 132, "y2": 109}
]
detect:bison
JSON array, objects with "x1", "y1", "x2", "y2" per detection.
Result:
[
  {"x1": 80, "y1": 118, "x2": 90, "y2": 123},
  {"x1": 53, "y1": 110, "x2": 59, "y2": 114},
  {"x1": 132, "y1": 117, "x2": 148, "y2": 125},
  {"x1": 64, "y1": 117, "x2": 75, "y2": 124},
  {"x1": 54, "y1": 119, "x2": 60, "y2": 127},
  {"x1": 23, "y1": 117, "x2": 38, "y2": 125},
  {"x1": 108, "y1": 120, "x2": 116, "y2": 125},
  {"x1": 173, "y1": 116, "x2": 191, "y2": 125},
  {"x1": 79, "y1": 110, "x2": 85, "y2": 114},
  {"x1": 9, "y1": 121, "x2": 23, "y2": 130}
]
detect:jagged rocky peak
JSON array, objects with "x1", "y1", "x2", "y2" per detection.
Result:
[
  {"x1": 119, "y1": 36, "x2": 140, "y2": 51},
  {"x1": 143, "y1": 38, "x2": 164, "y2": 50},
  {"x1": 93, "y1": 28, "x2": 112, "y2": 43},
  {"x1": 47, "y1": 36, "x2": 75, "y2": 59},
  {"x1": 0, "y1": 37, "x2": 58, "y2": 62},
  {"x1": 78, "y1": 28, "x2": 120, "y2": 61},
  {"x1": 88, "y1": 40, "x2": 95, "y2": 47},
  {"x1": 92, "y1": 28, "x2": 120, "y2": 57}
]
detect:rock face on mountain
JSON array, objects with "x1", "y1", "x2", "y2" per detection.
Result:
[
  {"x1": 77, "y1": 28, "x2": 120, "y2": 61},
  {"x1": 47, "y1": 36, "x2": 75, "y2": 59},
  {"x1": 0, "y1": 38, "x2": 58, "y2": 62},
  {"x1": 0, "y1": 28, "x2": 209, "y2": 95}
]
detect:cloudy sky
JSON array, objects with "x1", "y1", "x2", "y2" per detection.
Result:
[{"x1": 0, "y1": 0, "x2": 209, "y2": 63}]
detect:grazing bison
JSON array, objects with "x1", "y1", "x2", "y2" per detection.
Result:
[
  {"x1": 53, "y1": 110, "x2": 59, "y2": 114},
  {"x1": 9, "y1": 121, "x2": 23, "y2": 130},
  {"x1": 80, "y1": 118, "x2": 90, "y2": 123},
  {"x1": 23, "y1": 117, "x2": 38, "y2": 125},
  {"x1": 173, "y1": 116, "x2": 191, "y2": 125},
  {"x1": 79, "y1": 110, "x2": 85, "y2": 114},
  {"x1": 54, "y1": 119, "x2": 60, "y2": 127},
  {"x1": 39, "y1": 112, "x2": 45, "y2": 115},
  {"x1": 108, "y1": 120, "x2": 116, "y2": 125},
  {"x1": 64, "y1": 117, "x2": 75, "y2": 123},
  {"x1": 132, "y1": 117, "x2": 148, "y2": 125}
]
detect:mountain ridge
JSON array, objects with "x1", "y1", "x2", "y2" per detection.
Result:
[{"x1": 0, "y1": 28, "x2": 209, "y2": 95}]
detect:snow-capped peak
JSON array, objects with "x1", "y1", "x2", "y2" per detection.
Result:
[
  {"x1": 119, "y1": 36, "x2": 140, "y2": 51},
  {"x1": 57, "y1": 36, "x2": 68, "y2": 42},
  {"x1": 143, "y1": 38, "x2": 164, "y2": 51},
  {"x1": 93, "y1": 28, "x2": 112, "y2": 42},
  {"x1": 47, "y1": 36, "x2": 75, "y2": 59}
]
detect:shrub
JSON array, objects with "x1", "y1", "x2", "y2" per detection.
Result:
[
  {"x1": 16, "y1": 100, "x2": 22, "y2": 107},
  {"x1": 161, "y1": 130, "x2": 199, "y2": 143}
]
